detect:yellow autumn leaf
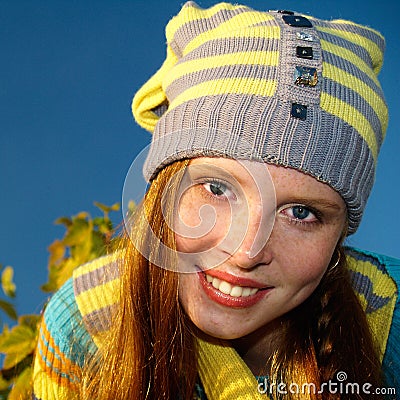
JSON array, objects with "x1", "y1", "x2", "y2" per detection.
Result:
[
  {"x1": 0, "y1": 324, "x2": 36, "y2": 369},
  {"x1": 63, "y1": 217, "x2": 91, "y2": 247},
  {"x1": 1, "y1": 266, "x2": 16, "y2": 298},
  {"x1": 110, "y1": 202, "x2": 120, "y2": 211},
  {"x1": 47, "y1": 239, "x2": 66, "y2": 267}
]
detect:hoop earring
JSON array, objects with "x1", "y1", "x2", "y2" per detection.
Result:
[{"x1": 329, "y1": 250, "x2": 341, "y2": 271}]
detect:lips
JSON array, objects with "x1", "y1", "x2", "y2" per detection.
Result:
[{"x1": 198, "y1": 268, "x2": 273, "y2": 308}]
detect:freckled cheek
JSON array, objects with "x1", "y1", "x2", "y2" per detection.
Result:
[
  {"x1": 290, "y1": 260, "x2": 328, "y2": 287},
  {"x1": 274, "y1": 256, "x2": 329, "y2": 307},
  {"x1": 175, "y1": 225, "x2": 227, "y2": 253},
  {"x1": 175, "y1": 197, "x2": 233, "y2": 252},
  {"x1": 177, "y1": 192, "x2": 201, "y2": 227},
  {"x1": 275, "y1": 237, "x2": 333, "y2": 286}
]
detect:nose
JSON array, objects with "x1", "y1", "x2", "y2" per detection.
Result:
[
  {"x1": 219, "y1": 202, "x2": 275, "y2": 269},
  {"x1": 229, "y1": 245, "x2": 273, "y2": 270}
]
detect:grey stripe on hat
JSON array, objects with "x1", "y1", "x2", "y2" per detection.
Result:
[
  {"x1": 322, "y1": 77, "x2": 384, "y2": 147},
  {"x1": 183, "y1": 36, "x2": 280, "y2": 61},
  {"x1": 170, "y1": 5, "x2": 251, "y2": 57},
  {"x1": 317, "y1": 28, "x2": 380, "y2": 70},
  {"x1": 165, "y1": 64, "x2": 279, "y2": 101},
  {"x1": 316, "y1": 19, "x2": 385, "y2": 56}
]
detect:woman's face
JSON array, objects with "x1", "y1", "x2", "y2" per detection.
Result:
[{"x1": 175, "y1": 157, "x2": 347, "y2": 340}]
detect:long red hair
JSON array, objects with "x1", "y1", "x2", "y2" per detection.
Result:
[{"x1": 81, "y1": 160, "x2": 383, "y2": 399}]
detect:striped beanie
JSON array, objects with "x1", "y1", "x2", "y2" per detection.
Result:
[{"x1": 132, "y1": 1, "x2": 388, "y2": 233}]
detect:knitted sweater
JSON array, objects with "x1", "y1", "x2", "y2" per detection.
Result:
[{"x1": 32, "y1": 247, "x2": 400, "y2": 399}]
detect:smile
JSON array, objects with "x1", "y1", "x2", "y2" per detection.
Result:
[
  {"x1": 205, "y1": 274, "x2": 260, "y2": 297},
  {"x1": 198, "y1": 269, "x2": 273, "y2": 308}
]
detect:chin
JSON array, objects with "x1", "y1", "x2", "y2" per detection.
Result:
[
  {"x1": 200, "y1": 330, "x2": 245, "y2": 340},
  {"x1": 192, "y1": 320, "x2": 255, "y2": 340}
]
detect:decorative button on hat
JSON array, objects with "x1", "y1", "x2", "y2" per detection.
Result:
[
  {"x1": 282, "y1": 14, "x2": 313, "y2": 27},
  {"x1": 296, "y1": 46, "x2": 313, "y2": 59},
  {"x1": 294, "y1": 66, "x2": 318, "y2": 86},
  {"x1": 132, "y1": 2, "x2": 388, "y2": 234}
]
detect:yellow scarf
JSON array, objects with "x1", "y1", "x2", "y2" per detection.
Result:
[{"x1": 196, "y1": 337, "x2": 271, "y2": 400}]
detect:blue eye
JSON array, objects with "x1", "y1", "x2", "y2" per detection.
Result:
[
  {"x1": 292, "y1": 206, "x2": 310, "y2": 220},
  {"x1": 202, "y1": 179, "x2": 236, "y2": 201},
  {"x1": 207, "y1": 181, "x2": 226, "y2": 196},
  {"x1": 279, "y1": 204, "x2": 319, "y2": 225}
]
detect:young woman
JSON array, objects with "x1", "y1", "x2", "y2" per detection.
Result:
[{"x1": 33, "y1": 2, "x2": 399, "y2": 399}]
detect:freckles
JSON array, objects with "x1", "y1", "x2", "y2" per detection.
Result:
[
  {"x1": 272, "y1": 227, "x2": 334, "y2": 281},
  {"x1": 292, "y1": 249, "x2": 329, "y2": 279},
  {"x1": 276, "y1": 244, "x2": 329, "y2": 285},
  {"x1": 177, "y1": 192, "x2": 200, "y2": 228}
]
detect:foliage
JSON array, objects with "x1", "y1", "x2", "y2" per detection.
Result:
[{"x1": 0, "y1": 202, "x2": 121, "y2": 399}]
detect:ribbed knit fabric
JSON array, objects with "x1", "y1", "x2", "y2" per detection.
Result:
[
  {"x1": 32, "y1": 279, "x2": 92, "y2": 400},
  {"x1": 197, "y1": 338, "x2": 268, "y2": 399},
  {"x1": 32, "y1": 248, "x2": 400, "y2": 399},
  {"x1": 32, "y1": 254, "x2": 120, "y2": 400},
  {"x1": 131, "y1": 2, "x2": 388, "y2": 233}
]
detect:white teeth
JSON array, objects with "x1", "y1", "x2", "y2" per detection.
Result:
[
  {"x1": 212, "y1": 278, "x2": 221, "y2": 289},
  {"x1": 205, "y1": 274, "x2": 260, "y2": 297},
  {"x1": 230, "y1": 286, "x2": 243, "y2": 297},
  {"x1": 219, "y1": 281, "x2": 232, "y2": 295}
]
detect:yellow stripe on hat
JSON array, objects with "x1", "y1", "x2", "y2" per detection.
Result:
[
  {"x1": 320, "y1": 39, "x2": 380, "y2": 87},
  {"x1": 132, "y1": 46, "x2": 179, "y2": 132},
  {"x1": 163, "y1": 50, "x2": 279, "y2": 90},
  {"x1": 334, "y1": 19, "x2": 385, "y2": 41},
  {"x1": 321, "y1": 92, "x2": 378, "y2": 161},
  {"x1": 316, "y1": 26, "x2": 383, "y2": 74},
  {"x1": 323, "y1": 63, "x2": 388, "y2": 135},
  {"x1": 183, "y1": 12, "x2": 278, "y2": 56},
  {"x1": 168, "y1": 77, "x2": 277, "y2": 112},
  {"x1": 166, "y1": 2, "x2": 246, "y2": 42}
]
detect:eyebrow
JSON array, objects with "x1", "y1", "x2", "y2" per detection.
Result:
[
  {"x1": 187, "y1": 163, "x2": 244, "y2": 183},
  {"x1": 286, "y1": 197, "x2": 344, "y2": 212}
]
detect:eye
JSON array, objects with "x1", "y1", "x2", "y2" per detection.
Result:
[
  {"x1": 204, "y1": 181, "x2": 227, "y2": 196},
  {"x1": 280, "y1": 205, "x2": 319, "y2": 224},
  {"x1": 202, "y1": 180, "x2": 236, "y2": 200},
  {"x1": 291, "y1": 206, "x2": 312, "y2": 220}
]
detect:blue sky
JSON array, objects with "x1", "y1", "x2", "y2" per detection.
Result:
[{"x1": 1, "y1": 0, "x2": 400, "y2": 317}]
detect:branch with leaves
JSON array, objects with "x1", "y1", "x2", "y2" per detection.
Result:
[{"x1": 0, "y1": 202, "x2": 121, "y2": 399}]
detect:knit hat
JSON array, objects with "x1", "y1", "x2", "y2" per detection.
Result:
[{"x1": 132, "y1": 1, "x2": 388, "y2": 233}]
